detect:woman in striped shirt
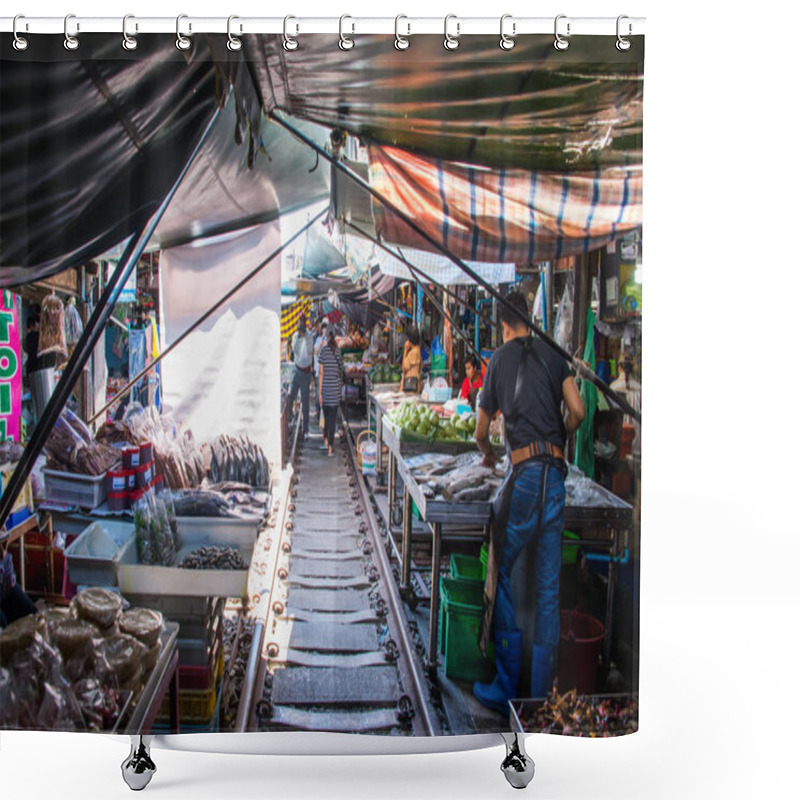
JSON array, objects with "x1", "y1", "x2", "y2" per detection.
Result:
[{"x1": 318, "y1": 329, "x2": 344, "y2": 456}]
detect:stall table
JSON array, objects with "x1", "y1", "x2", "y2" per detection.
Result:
[
  {"x1": 123, "y1": 621, "x2": 180, "y2": 733},
  {"x1": 382, "y1": 424, "x2": 633, "y2": 675}
]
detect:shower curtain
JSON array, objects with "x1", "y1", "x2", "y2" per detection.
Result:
[{"x1": 0, "y1": 26, "x2": 643, "y2": 743}]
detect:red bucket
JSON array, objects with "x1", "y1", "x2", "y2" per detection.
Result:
[{"x1": 558, "y1": 609, "x2": 605, "y2": 694}]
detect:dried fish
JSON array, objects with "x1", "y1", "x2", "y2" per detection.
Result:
[
  {"x1": 180, "y1": 546, "x2": 248, "y2": 570},
  {"x1": 442, "y1": 466, "x2": 493, "y2": 499}
]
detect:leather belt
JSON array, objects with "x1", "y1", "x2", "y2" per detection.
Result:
[
  {"x1": 296, "y1": 364, "x2": 312, "y2": 373},
  {"x1": 510, "y1": 441, "x2": 564, "y2": 466}
]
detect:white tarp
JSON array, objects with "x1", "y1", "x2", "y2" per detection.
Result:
[{"x1": 160, "y1": 223, "x2": 283, "y2": 472}]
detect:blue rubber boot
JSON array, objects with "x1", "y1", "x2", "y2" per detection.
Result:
[
  {"x1": 530, "y1": 643, "x2": 558, "y2": 698},
  {"x1": 473, "y1": 630, "x2": 522, "y2": 715}
]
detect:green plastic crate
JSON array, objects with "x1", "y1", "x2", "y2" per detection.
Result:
[
  {"x1": 479, "y1": 543, "x2": 488, "y2": 580},
  {"x1": 450, "y1": 553, "x2": 484, "y2": 583},
  {"x1": 562, "y1": 530, "x2": 581, "y2": 565},
  {"x1": 439, "y1": 577, "x2": 495, "y2": 683}
]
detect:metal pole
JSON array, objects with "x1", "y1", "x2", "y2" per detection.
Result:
[
  {"x1": 88, "y1": 207, "x2": 326, "y2": 425},
  {"x1": 0, "y1": 107, "x2": 222, "y2": 529},
  {"x1": 270, "y1": 112, "x2": 640, "y2": 422}
]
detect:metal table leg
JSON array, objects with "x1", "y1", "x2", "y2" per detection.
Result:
[
  {"x1": 426, "y1": 521, "x2": 442, "y2": 675},
  {"x1": 401, "y1": 486, "x2": 413, "y2": 589},
  {"x1": 375, "y1": 404, "x2": 385, "y2": 485},
  {"x1": 603, "y1": 529, "x2": 620, "y2": 665}
]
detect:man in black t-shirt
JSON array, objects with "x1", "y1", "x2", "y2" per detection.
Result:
[{"x1": 473, "y1": 290, "x2": 584, "y2": 714}]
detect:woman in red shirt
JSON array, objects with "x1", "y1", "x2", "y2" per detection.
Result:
[{"x1": 459, "y1": 355, "x2": 483, "y2": 400}]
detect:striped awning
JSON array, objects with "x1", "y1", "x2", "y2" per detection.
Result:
[
  {"x1": 368, "y1": 144, "x2": 642, "y2": 265},
  {"x1": 280, "y1": 296, "x2": 312, "y2": 340}
]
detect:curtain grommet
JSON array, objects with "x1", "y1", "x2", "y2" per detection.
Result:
[
  {"x1": 122, "y1": 15, "x2": 138, "y2": 51},
  {"x1": 12, "y1": 15, "x2": 29, "y2": 51},
  {"x1": 227, "y1": 15, "x2": 242, "y2": 51},
  {"x1": 443, "y1": 14, "x2": 460, "y2": 51},
  {"x1": 394, "y1": 15, "x2": 410, "y2": 50},
  {"x1": 554, "y1": 14, "x2": 570, "y2": 51},
  {"x1": 616, "y1": 15, "x2": 632, "y2": 51},
  {"x1": 283, "y1": 15, "x2": 299, "y2": 51},
  {"x1": 175, "y1": 13, "x2": 191, "y2": 51},
  {"x1": 63, "y1": 13, "x2": 79, "y2": 51}
]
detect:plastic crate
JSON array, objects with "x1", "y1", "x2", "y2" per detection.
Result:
[
  {"x1": 479, "y1": 543, "x2": 488, "y2": 580},
  {"x1": 439, "y1": 577, "x2": 495, "y2": 683},
  {"x1": 42, "y1": 468, "x2": 106, "y2": 509},
  {"x1": 450, "y1": 553, "x2": 484, "y2": 583},
  {"x1": 157, "y1": 683, "x2": 218, "y2": 725},
  {"x1": 178, "y1": 636, "x2": 223, "y2": 691},
  {"x1": 562, "y1": 530, "x2": 581, "y2": 565}
]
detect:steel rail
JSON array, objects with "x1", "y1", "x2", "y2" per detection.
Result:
[{"x1": 342, "y1": 420, "x2": 439, "y2": 735}]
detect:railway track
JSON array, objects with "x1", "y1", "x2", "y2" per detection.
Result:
[{"x1": 242, "y1": 418, "x2": 438, "y2": 735}]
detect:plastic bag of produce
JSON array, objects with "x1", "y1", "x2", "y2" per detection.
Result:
[
  {"x1": 72, "y1": 677, "x2": 123, "y2": 731},
  {"x1": 64, "y1": 300, "x2": 84, "y2": 347},
  {"x1": 155, "y1": 484, "x2": 182, "y2": 551},
  {"x1": 119, "y1": 608, "x2": 163, "y2": 649},
  {"x1": 0, "y1": 666, "x2": 19, "y2": 728},
  {"x1": 133, "y1": 493, "x2": 157, "y2": 564},
  {"x1": 45, "y1": 414, "x2": 87, "y2": 469},
  {"x1": 151, "y1": 495, "x2": 176, "y2": 566},
  {"x1": 73, "y1": 587, "x2": 123, "y2": 631},
  {"x1": 38, "y1": 293, "x2": 67, "y2": 358}
]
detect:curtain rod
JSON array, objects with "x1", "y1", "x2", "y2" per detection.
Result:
[{"x1": 1, "y1": 16, "x2": 645, "y2": 37}]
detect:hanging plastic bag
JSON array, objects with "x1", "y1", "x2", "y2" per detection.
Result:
[
  {"x1": 64, "y1": 300, "x2": 84, "y2": 347},
  {"x1": 38, "y1": 293, "x2": 67, "y2": 358},
  {"x1": 554, "y1": 279, "x2": 574, "y2": 351}
]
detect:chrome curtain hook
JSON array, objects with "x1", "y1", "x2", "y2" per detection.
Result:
[
  {"x1": 339, "y1": 15, "x2": 354, "y2": 50},
  {"x1": 616, "y1": 15, "x2": 632, "y2": 51},
  {"x1": 122, "y1": 15, "x2": 138, "y2": 51},
  {"x1": 283, "y1": 16, "x2": 298, "y2": 51},
  {"x1": 394, "y1": 15, "x2": 410, "y2": 50},
  {"x1": 443, "y1": 14, "x2": 460, "y2": 51},
  {"x1": 227, "y1": 15, "x2": 242, "y2": 51},
  {"x1": 12, "y1": 14, "x2": 29, "y2": 51},
  {"x1": 63, "y1": 13, "x2": 79, "y2": 51},
  {"x1": 175, "y1": 14, "x2": 191, "y2": 51},
  {"x1": 554, "y1": 14, "x2": 570, "y2": 51},
  {"x1": 499, "y1": 14, "x2": 516, "y2": 50}
]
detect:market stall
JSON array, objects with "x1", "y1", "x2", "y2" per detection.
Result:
[{"x1": 380, "y1": 423, "x2": 632, "y2": 675}]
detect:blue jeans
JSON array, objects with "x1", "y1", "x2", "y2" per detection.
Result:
[
  {"x1": 289, "y1": 366, "x2": 312, "y2": 436},
  {"x1": 493, "y1": 460, "x2": 566, "y2": 650}
]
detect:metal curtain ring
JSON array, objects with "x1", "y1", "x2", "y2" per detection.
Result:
[
  {"x1": 12, "y1": 15, "x2": 29, "y2": 51},
  {"x1": 339, "y1": 15, "x2": 354, "y2": 50},
  {"x1": 443, "y1": 14, "x2": 460, "y2": 50},
  {"x1": 499, "y1": 13, "x2": 515, "y2": 50},
  {"x1": 616, "y1": 15, "x2": 632, "y2": 51},
  {"x1": 227, "y1": 15, "x2": 242, "y2": 51},
  {"x1": 283, "y1": 15, "x2": 298, "y2": 51},
  {"x1": 122, "y1": 15, "x2": 137, "y2": 51},
  {"x1": 394, "y1": 15, "x2": 410, "y2": 50},
  {"x1": 175, "y1": 14, "x2": 191, "y2": 51},
  {"x1": 63, "y1": 13, "x2": 79, "y2": 51},
  {"x1": 554, "y1": 14, "x2": 570, "y2": 51}
]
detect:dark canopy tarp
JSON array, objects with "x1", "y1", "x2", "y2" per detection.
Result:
[
  {"x1": 0, "y1": 34, "x2": 222, "y2": 285},
  {"x1": 244, "y1": 34, "x2": 643, "y2": 172}
]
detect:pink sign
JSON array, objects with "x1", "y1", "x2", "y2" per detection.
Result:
[{"x1": 0, "y1": 290, "x2": 22, "y2": 442}]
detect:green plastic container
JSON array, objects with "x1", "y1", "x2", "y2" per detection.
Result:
[
  {"x1": 562, "y1": 530, "x2": 581, "y2": 566},
  {"x1": 439, "y1": 577, "x2": 495, "y2": 683},
  {"x1": 450, "y1": 553, "x2": 484, "y2": 583},
  {"x1": 479, "y1": 543, "x2": 488, "y2": 579}
]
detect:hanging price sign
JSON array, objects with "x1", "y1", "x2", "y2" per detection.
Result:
[{"x1": 0, "y1": 290, "x2": 22, "y2": 442}]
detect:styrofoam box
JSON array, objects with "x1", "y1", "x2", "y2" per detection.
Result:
[
  {"x1": 63, "y1": 519, "x2": 135, "y2": 587},
  {"x1": 116, "y1": 519, "x2": 256, "y2": 597}
]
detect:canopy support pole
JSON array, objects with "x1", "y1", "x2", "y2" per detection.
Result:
[
  {"x1": 270, "y1": 111, "x2": 640, "y2": 422},
  {"x1": 88, "y1": 207, "x2": 327, "y2": 425},
  {"x1": 0, "y1": 107, "x2": 221, "y2": 529}
]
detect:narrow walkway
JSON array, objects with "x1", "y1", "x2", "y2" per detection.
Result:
[{"x1": 260, "y1": 423, "x2": 407, "y2": 734}]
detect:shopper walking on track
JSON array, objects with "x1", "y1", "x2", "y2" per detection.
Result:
[
  {"x1": 473, "y1": 290, "x2": 585, "y2": 714},
  {"x1": 289, "y1": 315, "x2": 314, "y2": 439},
  {"x1": 318, "y1": 328, "x2": 344, "y2": 457}
]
